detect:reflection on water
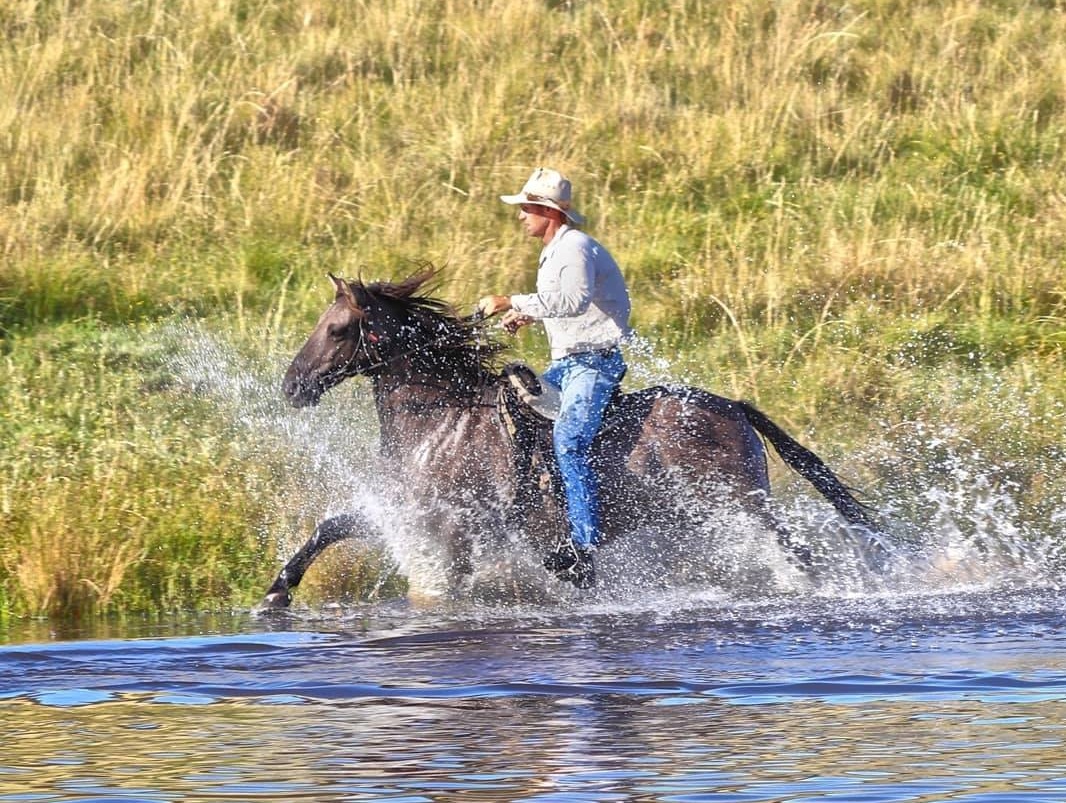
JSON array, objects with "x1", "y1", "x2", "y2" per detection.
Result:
[
  {"x1": 8, "y1": 694, "x2": 1066, "y2": 801},
  {"x1": 4, "y1": 590, "x2": 1066, "y2": 801}
]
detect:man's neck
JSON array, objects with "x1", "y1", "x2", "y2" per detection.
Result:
[{"x1": 541, "y1": 219, "x2": 566, "y2": 245}]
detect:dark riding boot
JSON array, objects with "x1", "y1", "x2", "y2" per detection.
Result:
[{"x1": 543, "y1": 541, "x2": 596, "y2": 590}]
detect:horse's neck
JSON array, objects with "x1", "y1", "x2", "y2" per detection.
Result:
[
  {"x1": 371, "y1": 369, "x2": 491, "y2": 407},
  {"x1": 370, "y1": 373, "x2": 501, "y2": 457}
]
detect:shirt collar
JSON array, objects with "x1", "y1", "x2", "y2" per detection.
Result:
[{"x1": 540, "y1": 224, "x2": 572, "y2": 261}]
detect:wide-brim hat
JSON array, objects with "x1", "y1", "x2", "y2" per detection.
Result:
[{"x1": 500, "y1": 167, "x2": 586, "y2": 225}]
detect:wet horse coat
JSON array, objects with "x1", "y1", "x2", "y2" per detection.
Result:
[{"x1": 262, "y1": 270, "x2": 877, "y2": 606}]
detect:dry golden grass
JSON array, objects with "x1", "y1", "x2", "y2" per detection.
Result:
[{"x1": 1, "y1": 0, "x2": 1063, "y2": 615}]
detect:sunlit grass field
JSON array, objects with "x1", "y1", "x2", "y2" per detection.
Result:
[{"x1": 1, "y1": 0, "x2": 1064, "y2": 618}]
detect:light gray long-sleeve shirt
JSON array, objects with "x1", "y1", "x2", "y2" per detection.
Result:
[{"x1": 510, "y1": 225, "x2": 632, "y2": 360}]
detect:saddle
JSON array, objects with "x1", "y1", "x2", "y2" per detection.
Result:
[{"x1": 500, "y1": 361, "x2": 648, "y2": 428}]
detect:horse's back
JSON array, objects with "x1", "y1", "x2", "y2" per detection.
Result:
[{"x1": 599, "y1": 385, "x2": 771, "y2": 496}]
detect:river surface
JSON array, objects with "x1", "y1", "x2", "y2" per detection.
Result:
[{"x1": 4, "y1": 586, "x2": 1066, "y2": 802}]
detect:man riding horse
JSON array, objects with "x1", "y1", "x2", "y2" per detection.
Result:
[
  {"x1": 262, "y1": 175, "x2": 883, "y2": 609},
  {"x1": 479, "y1": 167, "x2": 631, "y2": 589}
]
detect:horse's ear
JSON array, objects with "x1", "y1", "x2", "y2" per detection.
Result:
[
  {"x1": 329, "y1": 273, "x2": 350, "y2": 297},
  {"x1": 329, "y1": 273, "x2": 365, "y2": 316}
]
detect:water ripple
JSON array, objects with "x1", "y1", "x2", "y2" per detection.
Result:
[{"x1": 5, "y1": 592, "x2": 1066, "y2": 711}]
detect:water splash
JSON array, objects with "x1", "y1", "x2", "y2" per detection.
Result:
[
  {"x1": 858, "y1": 423, "x2": 1065, "y2": 594},
  {"x1": 162, "y1": 323, "x2": 455, "y2": 596},
  {"x1": 621, "y1": 332, "x2": 683, "y2": 386},
  {"x1": 162, "y1": 324, "x2": 1063, "y2": 608}
]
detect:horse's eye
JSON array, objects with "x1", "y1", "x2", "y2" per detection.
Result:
[{"x1": 326, "y1": 322, "x2": 349, "y2": 340}]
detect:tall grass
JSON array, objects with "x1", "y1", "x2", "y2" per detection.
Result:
[
  {"x1": 1, "y1": 0, "x2": 1064, "y2": 617},
  {"x1": 0, "y1": 323, "x2": 271, "y2": 615}
]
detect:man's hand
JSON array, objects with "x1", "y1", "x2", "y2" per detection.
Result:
[
  {"x1": 477, "y1": 295, "x2": 512, "y2": 317},
  {"x1": 500, "y1": 310, "x2": 534, "y2": 334}
]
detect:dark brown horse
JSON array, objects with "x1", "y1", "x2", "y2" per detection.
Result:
[{"x1": 261, "y1": 269, "x2": 879, "y2": 607}]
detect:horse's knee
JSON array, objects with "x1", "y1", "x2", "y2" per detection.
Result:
[{"x1": 313, "y1": 513, "x2": 363, "y2": 547}]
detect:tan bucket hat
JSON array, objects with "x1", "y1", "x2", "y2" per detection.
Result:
[{"x1": 500, "y1": 167, "x2": 586, "y2": 225}]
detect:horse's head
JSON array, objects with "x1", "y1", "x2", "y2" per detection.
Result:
[
  {"x1": 283, "y1": 268, "x2": 505, "y2": 407},
  {"x1": 283, "y1": 274, "x2": 380, "y2": 407}
]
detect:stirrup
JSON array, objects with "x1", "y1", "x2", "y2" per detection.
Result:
[{"x1": 503, "y1": 363, "x2": 561, "y2": 420}]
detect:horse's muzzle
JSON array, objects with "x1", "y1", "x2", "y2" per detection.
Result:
[{"x1": 282, "y1": 373, "x2": 323, "y2": 408}]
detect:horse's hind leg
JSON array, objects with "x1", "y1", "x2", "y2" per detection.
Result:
[
  {"x1": 750, "y1": 503, "x2": 814, "y2": 569},
  {"x1": 260, "y1": 513, "x2": 369, "y2": 609},
  {"x1": 773, "y1": 520, "x2": 815, "y2": 568}
]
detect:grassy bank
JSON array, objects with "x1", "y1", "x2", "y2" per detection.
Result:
[{"x1": 1, "y1": 0, "x2": 1064, "y2": 618}]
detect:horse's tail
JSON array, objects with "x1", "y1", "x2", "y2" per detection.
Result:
[{"x1": 738, "y1": 401, "x2": 878, "y2": 531}]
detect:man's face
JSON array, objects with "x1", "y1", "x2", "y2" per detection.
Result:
[{"x1": 518, "y1": 203, "x2": 553, "y2": 238}]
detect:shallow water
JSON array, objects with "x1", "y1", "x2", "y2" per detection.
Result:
[{"x1": 4, "y1": 588, "x2": 1066, "y2": 802}]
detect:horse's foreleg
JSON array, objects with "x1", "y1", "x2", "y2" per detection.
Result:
[{"x1": 260, "y1": 513, "x2": 369, "y2": 609}]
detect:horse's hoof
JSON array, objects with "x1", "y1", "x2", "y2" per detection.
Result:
[
  {"x1": 569, "y1": 560, "x2": 596, "y2": 590},
  {"x1": 258, "y1": 590, "x2": 292, "y2": 611},
  {"x1": 787, "y1": 546, "x2": 815, "y2": 572},
  {"x1": 543, "y1": 541, "x2": 580, "y2": 574}
]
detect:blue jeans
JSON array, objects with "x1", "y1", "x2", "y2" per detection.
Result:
[{"x1": 540, "y1": 348, "x2": 626, "y2": 549}]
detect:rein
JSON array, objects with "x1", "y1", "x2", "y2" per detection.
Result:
[{"x1": 352, "y1": 316, "x2": 488, "y2": 374}]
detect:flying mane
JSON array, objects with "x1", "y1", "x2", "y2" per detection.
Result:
[{"x1": 352, "y1": 268, "x2": 508, "y2": 389}]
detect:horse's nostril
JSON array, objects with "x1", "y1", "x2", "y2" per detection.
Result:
[
  {"x1": 282, "y1": 363, "x2": 307, "y2": 398},
  {"x1": 282, "y1": 374, "x2": 322, "y2": 408},
  {"x1": 282, "y1": 375, "x2": 305, "y2": 402}
]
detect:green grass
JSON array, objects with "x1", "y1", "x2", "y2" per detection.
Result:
[{"x1": 1, "y1": 0, "x2": 1064, "y2": 617}]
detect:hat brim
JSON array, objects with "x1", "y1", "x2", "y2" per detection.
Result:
[{"x1": 500, "y1": 192, "x2": 585, "y2": 225}]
